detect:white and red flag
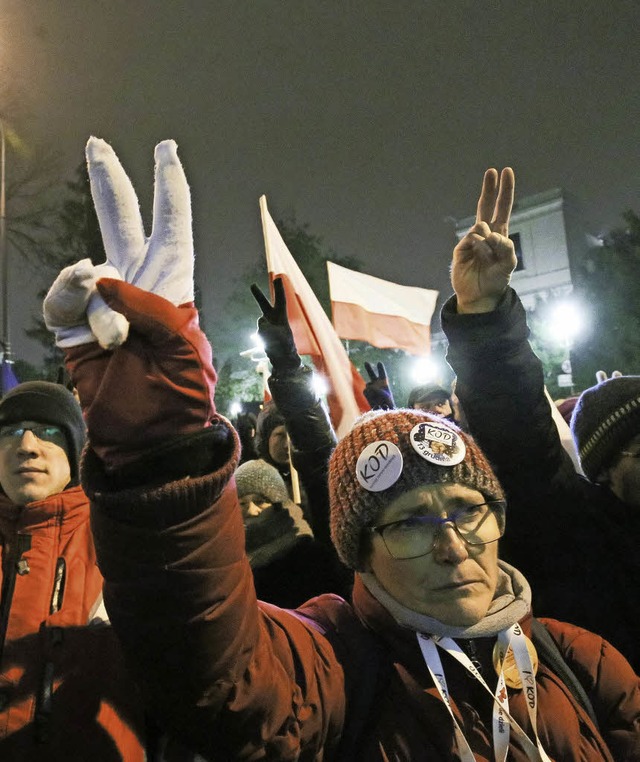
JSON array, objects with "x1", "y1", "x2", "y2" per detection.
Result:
[
  {"x1": 259, "y1": 196, "x2": 369, "y2": 437},
  {"x1": 327, "y1": 262, "x2": 438, "y2": 356}
]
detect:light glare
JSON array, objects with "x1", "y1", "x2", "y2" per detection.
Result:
[
  {"x1": 312, "y1": 373, "x2": 329, "y2": 397},
  {"x1": 548, "y1": 301, "x2": 585, "y2": 344},
  {"x1": 409, "y1": 356, "x2": 439, "y2": 384}
]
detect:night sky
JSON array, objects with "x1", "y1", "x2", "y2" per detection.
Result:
[{"x1": 2, "y1": 1, "x2": 639, "y2": 365}]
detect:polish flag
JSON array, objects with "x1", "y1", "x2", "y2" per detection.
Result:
[
  {"x1": 327, "y1": 262, "x2": 438, "y2": 356},
  {"x1": 259, "y1": 196, "x2": 369, "y2": 437}
]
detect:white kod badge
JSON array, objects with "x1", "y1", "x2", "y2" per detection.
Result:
[
  {"x1": 356, "y1": 441, "x2": 404, "y2": 492},
  {"x1": 409, "y1": 421, "x2": 466, "y2": 466}
]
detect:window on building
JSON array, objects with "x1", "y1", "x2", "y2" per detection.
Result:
[{"x1": 510, "y1": 232, "x2": 524, "y2": 271}]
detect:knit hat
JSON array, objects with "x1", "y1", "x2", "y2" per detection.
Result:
[
  {"x1": 0, "y1": 381, "x2": 86, "y2": 484},
  {"x1": 329, "y1": 409, "x2": 504, "y2": 570},
  {"x1": 408, "y1": 383, "x2": 451, "y2": 408},
  {"x1": 570, "y1": 375, "x2": 640, "y2": 481},
  {"x1": 234, "y1": 458, "x2": 312, "y2": 568},
  {"x1": 235, "y1": 458, "x2": 290, "y2": 504},
  {"x1": 254, "y1": 403, "x2": 285, "y2": 462}
]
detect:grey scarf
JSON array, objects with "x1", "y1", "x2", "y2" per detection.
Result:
[
  {"x1": 360, "y1": 561, "x2": 531, "y2": 639},
  {"x1": 245, "y1": 500, "x2": 313, "y2": 569}
]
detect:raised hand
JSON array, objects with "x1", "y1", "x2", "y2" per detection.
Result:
[
  {"x1": 451, "y1": 167, "x2": 516, "y2": 314},
  {"x1": 250, "y1": 277, "x2": 301, "y2": 371},
  {"x1": 44, "y1": 137, "x2": 194, "y2": 349},
  {"x1": 362, "y1": 361, "x2": 395, "y2": 410},
  {"x1": 43, "y1": 138, "x2": 219, "y2": 470}
]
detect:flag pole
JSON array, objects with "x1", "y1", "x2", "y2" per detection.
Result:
[
  {"x1": 259, "y1": 195, "x2": 275, "y2": 299},
  {"x1": 259, "y1": 195, "x2": 302, "y2": 504}
]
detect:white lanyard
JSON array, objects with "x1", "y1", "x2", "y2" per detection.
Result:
[{"x1": 417, "y1": 625, "x2": 552, "y2": 761}]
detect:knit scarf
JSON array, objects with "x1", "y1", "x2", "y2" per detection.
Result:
[
  {"x1": 360, "y1": 561, "x2": 531, "y2": 639},
  {"x1": 245, "y1": 500, "x2": 313, "y2": 570}
]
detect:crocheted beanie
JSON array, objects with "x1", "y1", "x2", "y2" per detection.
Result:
[
  {"x1": 570, "y1": 375, "x2": 640, "y2": 481},
  {"x1": 235, "y1": 458, "x2": 290, "y2": 504},
  {"x1": 329, "y1": 409, "x2": 504, "y2": 570},
  {"x1": 0, "y1": 381, "x2": 85, "y2": 484},
  {"x1": 234, "y1": 457, "x2": 313, "y2": 568}
]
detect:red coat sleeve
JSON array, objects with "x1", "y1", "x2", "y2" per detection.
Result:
[{"x1": 86, "y1": 425, "x2": 347, "y2": 760}]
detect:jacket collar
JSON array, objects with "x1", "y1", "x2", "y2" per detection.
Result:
[{"x1": 0, "y1": 484, "x2": 89, "y2": 528}]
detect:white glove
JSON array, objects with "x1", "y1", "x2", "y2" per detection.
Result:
[{"x1": 44, "y1": 137, "x2": 194, "y2": 349}]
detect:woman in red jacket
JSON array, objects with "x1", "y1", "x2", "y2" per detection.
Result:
[{"x1": 44, "y1": 138, "x2": 639, "y2": 761}]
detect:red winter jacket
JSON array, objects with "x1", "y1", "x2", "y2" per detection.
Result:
[
  {"x1": 88, "y1": 426, "x2": 640, "y2": 762},
  {"x1": 0, "y1": 485, "x2": 148, "y2": 761}
]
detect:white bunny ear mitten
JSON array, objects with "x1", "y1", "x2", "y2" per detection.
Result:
[
  {"x1": 44, "y1": 135, "x2": 195, "y2": 350},
  {"x1": 43, "y1": 258, "x2": 96, "y2": 348},
  {"x1": 44, "y1": 258, "x2": 128, "y2": 349}
]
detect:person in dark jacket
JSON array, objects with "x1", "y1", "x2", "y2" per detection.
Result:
[
  {"x1": 251, "y1": 279, "x2": 342, "y2": 550},
  {"x1": 235, "y1": 458, "x2": 351, "y2": 605},
  {"x1": 441, "y1": 166, "x2": 640, "y2": 671},
  {"x1": 43, "y1": 139, "x2": 638, "y2": 761}
]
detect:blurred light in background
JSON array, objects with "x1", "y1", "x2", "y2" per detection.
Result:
[
  {"x1": 546, "y1": 300, "x2": 585, "y2": 345},
  {"x1": 409, "y1": 355, "x2": 441, "y2": 385}
]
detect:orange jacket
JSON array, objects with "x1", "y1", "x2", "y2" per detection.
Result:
[{"x1": 0, "y1": 485, "x2": 147, "y2": 761}]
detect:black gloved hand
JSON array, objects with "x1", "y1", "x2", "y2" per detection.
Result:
[
  {"x1": 250, "y1": 278, "x2": 301, "y2": 372},
  {"x1": 363, "y1": 361, "x2": 396, "y2": 410}
]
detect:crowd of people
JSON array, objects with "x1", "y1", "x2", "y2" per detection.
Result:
[{"x1": 0, "y1": 141, "x2": 637, "y2": 760}]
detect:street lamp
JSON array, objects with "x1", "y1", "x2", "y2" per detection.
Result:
[{"x1": 547, "y1": 299, "x2": 585, "y2": 395}]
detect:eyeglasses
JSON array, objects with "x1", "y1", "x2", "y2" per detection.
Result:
[
  {"x1": 0, "y1": 424, "x2": 67, "y2": 449},
  {"x1": 368, "y1": 500, "x2": 506, "y2": 560}
]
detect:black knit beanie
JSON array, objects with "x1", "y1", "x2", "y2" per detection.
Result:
[
  {"x1": 254, "y1": 402, "x2": 285, "y2": 462},
  {"x1": 570, "y1": 376, "x2": 640, "y2": 481},
  {"x1": 0, "y1": 381, "x2": 86, "y2": 484}
]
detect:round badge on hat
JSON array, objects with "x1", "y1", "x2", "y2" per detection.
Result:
[
  {"x1": 409, "y1": 421, "x2": 466, "y2": 466},
  {"x1": 356, "y1": 440, "x2": 404, "y2": 492}
]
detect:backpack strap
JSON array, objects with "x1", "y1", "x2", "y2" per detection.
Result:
[{"x1": 530, "y1": 618, "x2": 599, "y2": 730}]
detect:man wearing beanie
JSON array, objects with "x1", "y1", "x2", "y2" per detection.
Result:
[
  {"x1": 56, "y1": 144, "x2": 637, "y2": 761},
  {"x1": 408, "y1": 382, "x2": 455, "y2": 417},
  {"x1": 441, "y1": 167, "x2": 640, "y2": 673},
  {"x1": 570, "y1": 375, "x2": 640, "y2": 501},
  {"x1": 0, "y1": 381, "x2": 149, "y2": 759}
]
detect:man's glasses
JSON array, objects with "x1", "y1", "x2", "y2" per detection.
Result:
[
  {"x1": 0, "y1": 424, "x2": 67, "y2": 449},
  {"x1": 367, "y1": 500, "x2": 506, "y2": 560}
]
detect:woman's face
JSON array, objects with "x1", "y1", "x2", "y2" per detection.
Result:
[
  {"x1": 239, "y1": 492, "x2": 272, "y2": 520},
  {"x1": 268, "y1": 425, "x2": 290, "y2": 465},
  {"x1": 365, "y1": 483, "x2": 500, "y2": 626}
]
